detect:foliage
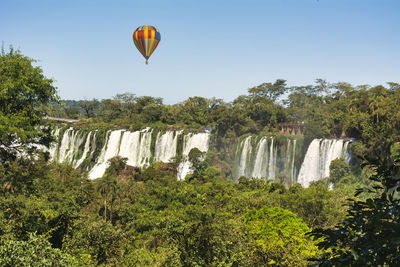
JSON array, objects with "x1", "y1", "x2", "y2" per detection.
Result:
[
  {"x1": 63, "y1": 218, "x2": 122, "y2": 265},
  {"x1": 310, "y1": 144, "x2": 400, "y2": 266},
  {"x1": 79, "y1": 99, "x2": 100, "y2": 118},
  {"x1": 0, "y1": 233, "x2": 78, "y2": 266},
  {"x1": 0, "y1": 46, "x2": 58, "y2": 162},
  {"x1": 245, "y1": 206, "x2": 319, "y2": 266}
]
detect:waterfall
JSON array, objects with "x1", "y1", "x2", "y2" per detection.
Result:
[
  {"x1": 50, "y1": 127, "x2": 93, "y2": 168},
  {"x1": 251, "y1": 137, "x2": 268, "y2": 178},
  {"x1": 51, "y1": 127, "x2": 352, "y2": 185},
  {"x1": 118, "y1": 128, "x2": 152, "y2": 167},
  {"x1": 56, "y1": 128, "x2": 89, "y2": 165},
  {"x1": 74, "y1": 132, "x2": 92, "y2": 168},
  {"x1": 268, "y1": 138, "x2": 276, "y2": 180},
  {"x1": 177, "y1": 132, "x2": 210, "y2": 180},
  {"x1": 291, "y1": 140, "x2": 297, "y2": 185},
  {"x1": 297, "y1": 139, "x2": 350, "y2": 188},
  {"x1": 46, "y1": 127, "x2": 210, "y2": 180},
  {"x1": 88, "y1": 130, "x2": 123, "y2": 179},
  {"x1": 238, "y1": 136, "x2": 252, "y2": 177},
  {"x1": 234, "y1": 136, "x2": 351, "y2": 186},
  {"x1": 234, "y1": 136, "x2": 301, "y2": 183},
  {"x1": 154, "y1": 130, "x2": 181, "y2": 163},
  {"x1": 57, "y1": 128, "x2": 73, "y2": 163}
]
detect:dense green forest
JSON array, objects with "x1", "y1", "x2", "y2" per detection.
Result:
[{"x1": 1, "y1": 49, "x2": 400, "y2": 266}]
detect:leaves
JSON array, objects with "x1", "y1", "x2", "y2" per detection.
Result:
[{"x1": 0, "y1": 47, "x2": 58, "y2": 163}]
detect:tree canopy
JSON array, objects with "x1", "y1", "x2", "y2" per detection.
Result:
[{"x1": 0, "y1": 46, "x2": 58, "y2": 162}]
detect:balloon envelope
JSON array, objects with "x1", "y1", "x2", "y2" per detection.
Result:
[{"x1": 133, "y1": 25, "x2": 161, "y2": 64}]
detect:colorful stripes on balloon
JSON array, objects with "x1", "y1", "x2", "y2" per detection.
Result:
[{"x1": 133, "y1": 25, "x2": 161, "y2": 63}]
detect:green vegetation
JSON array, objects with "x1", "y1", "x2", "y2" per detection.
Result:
[
  {"x1": 310, "y1": 144, "x2": 400, "y2": 266},
  {"x1": 0, "y1": 156, "x2": 348, "y2": 266},
  {"x1": 2, "y1": 48, "x2": 400, "y2": 265},
  {"x1": 0, "y1": 46, "x2": 58, "y2": 163}
]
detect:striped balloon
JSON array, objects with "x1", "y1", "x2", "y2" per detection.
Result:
[{"x1": 133, "y1": 25, "x2": 161, "y2": 64}]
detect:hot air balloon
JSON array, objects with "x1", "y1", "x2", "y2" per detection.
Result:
[{"x1": 133, "y1": 25, "x2": 161, "y2": 64}]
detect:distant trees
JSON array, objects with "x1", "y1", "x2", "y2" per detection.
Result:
[
  {"x1": 79, "y1": 99, "x2": 100, "y2": 118},
  {"x1": 39, "y1": 78, "x2": 400, "y2": 164}
]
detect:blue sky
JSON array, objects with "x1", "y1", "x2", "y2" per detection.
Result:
[{"x1": 1, "y1": 0, "x2": 399, "y2": 104}]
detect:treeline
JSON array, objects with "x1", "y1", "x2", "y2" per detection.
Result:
[{"x1": 47, "y1": 79, "x2": 400, "y2": 160}]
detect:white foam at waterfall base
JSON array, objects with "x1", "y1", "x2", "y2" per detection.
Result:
[
  {"x1": 297, "y1": 139, "x2": 350, "y2": 188},
  {"x1": 88, "y1": 130, "x2": 123, "y2": 179},
  {"x1": 177, "y1": 132, "x2": 210, "y2": 180}
]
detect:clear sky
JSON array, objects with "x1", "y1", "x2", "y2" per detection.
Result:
[{"x1": 1, "y1": 0, "x2": 399, "y2": 104}]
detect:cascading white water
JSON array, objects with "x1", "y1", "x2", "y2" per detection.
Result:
[
  {"x1": 297, "y1": 139, "x2": 350, "y2": 188},
  {"x1": 56, "y1": 128, "x2": 94, "y2": 168},
  {"x1": 234, "y1": 136, "x2": 299, "y2": 183},
  {"x1": 74, "y1": 132, "x2": 92, "y2": 168},
  {"x1": 57, "y1": 128, "x2": 73, "y2": 163},
  {"x1": 52, "y1": 127, "x2": 352, "y2": 186},
  {"x1": 154, "y1": 130, "x2": 181, "y2": 163},
  {"x1": 291, "y1": 140, "x2": 297, "y2": 184},
  {"x1": 118, "y1": 130, "x2": 140, "y2": 166},
  {"x1": 135, "y1": 128, "x2": 152, "y2": 166},
  {"x1": 177, "y1": 132, "x2": 210, "y2": 180},
  {"x1": 268, "y1": 138, "x2": 276, "y2": 180},
  {"x1": 238, "y1": 136, "x2": 252, "y2": 177},
  {"x1": 62, "y1": 130, "x2": 80, "y2": 164},
  {"x1": 88, "y1": 130, "x2": 123, "y2": 179},
  {"x1": 251, "y1": 137, "x2": 268, "y2": 178},
  {"x1": 118, "y1": 128, "x2": 152, "y2": 167}
]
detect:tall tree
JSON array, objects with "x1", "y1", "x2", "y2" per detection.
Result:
[{"x1": 0, "y1": 46, "x2": 59, "y2": 162}]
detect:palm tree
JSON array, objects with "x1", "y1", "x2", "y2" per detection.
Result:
[{"x1": 96, "y1": 175, "x2": 119, "y2": 222}]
